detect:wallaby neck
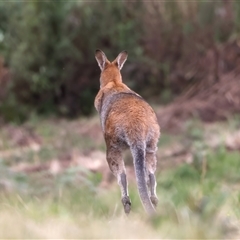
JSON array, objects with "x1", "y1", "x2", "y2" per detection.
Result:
[{"x1": 100, "y1": 67, "x2": 122, "y2": 88}]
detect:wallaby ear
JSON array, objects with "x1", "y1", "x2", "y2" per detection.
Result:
[
  {"x1": 114, "y1": 50, "x2": 128, "y2": 70},
  {"x1": 95, "y1": 49, "x2": 108, "y2": 71}
]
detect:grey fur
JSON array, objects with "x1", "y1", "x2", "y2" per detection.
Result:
[{"x1": 131, "y1": 144, "x2": 156, "y2": 215}]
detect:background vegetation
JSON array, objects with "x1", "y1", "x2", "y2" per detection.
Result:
[
  {"x1": 0, "y1": 0, "x2": 240, "y2": 121},
  {"x1": 0, "y1": 1, "x2": 240, "y2": 238}
]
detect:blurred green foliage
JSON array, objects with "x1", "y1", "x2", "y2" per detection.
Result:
[
  {"x1": 0, "y1": 1, "x2": 240, "y2": 122},
  {"x1": 0, "y1": 1, "x2": 143, "y2": 121}
]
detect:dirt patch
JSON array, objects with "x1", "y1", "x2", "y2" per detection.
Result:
[
  {"x1": 157, "y1": 71, "x2": 240, "y2": 132},
  {"x1": 157, "y1": 40, "x2": 240, "y2": 132}
]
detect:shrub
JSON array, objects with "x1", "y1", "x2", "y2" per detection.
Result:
[
  {"x1": 0, "y1": 1, "x2": 239, "y2": 122},
  {"x1": 0, "y1": 1, "x2": 144, "y2": 121}
]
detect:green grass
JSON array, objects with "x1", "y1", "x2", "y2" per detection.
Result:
[
  {"x1": 0, "y1": 117, "x2": 239, "y2": 238},
  {"x1": 0, "y1": 148, "x2": 239, "y2": 238}
]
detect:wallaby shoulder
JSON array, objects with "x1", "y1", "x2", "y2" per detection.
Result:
[
  {"x1": 94, "y1": 80, "x2": 138, "y2": 112},
  {"x1": 94, "y1": 80, "x2": 143, "y2": 132}
]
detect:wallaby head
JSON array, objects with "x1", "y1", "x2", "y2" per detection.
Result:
[{"x1": 95, "y1": 49, "x2": 128, "y2": 88}]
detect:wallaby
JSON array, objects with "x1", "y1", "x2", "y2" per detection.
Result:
[{"x1": 94, "y1": 49, "x2": 160, "y2": 215}]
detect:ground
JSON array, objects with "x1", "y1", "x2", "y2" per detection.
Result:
[{"x1": 0, "y1": 112, "x2": 239, "y2": 238}]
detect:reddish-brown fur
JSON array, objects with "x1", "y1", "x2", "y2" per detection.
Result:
[{"x1": 95, "y1": 50, "x2": 160, "y2": 215}]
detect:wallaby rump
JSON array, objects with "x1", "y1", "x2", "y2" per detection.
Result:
[{"x1": 94, "y1": 49, "x2": 160, "y2": 215}]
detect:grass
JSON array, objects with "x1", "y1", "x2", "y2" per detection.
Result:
[{"x1": 0, "y1": 116, "x2": 239, "y2": 238}]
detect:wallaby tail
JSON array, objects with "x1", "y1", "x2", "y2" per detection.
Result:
[{"x1": 131, "y1": 144, "x2": 156, "y2": 215}]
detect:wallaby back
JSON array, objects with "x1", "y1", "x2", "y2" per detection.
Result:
[{"x1": 95, "y1": 49, "x2": 160, "y2": 215}]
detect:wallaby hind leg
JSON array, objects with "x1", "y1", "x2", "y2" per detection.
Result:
[
  {"x1": 148, "y1": 173, "x2": 158, "y2": 207},
  {"x1": 146, "y1": 142, "x2": 158, "y2": 207},
  {"x1": 106, "y1": 146, "x2": 131, "y2": 214}
]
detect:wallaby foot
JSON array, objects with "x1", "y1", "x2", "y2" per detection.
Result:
[
  {"x1": 150, "y1": 195, "x2": 158, "y2": 208},
  {"x1": 121, "y1": 196, "x2": 131, "y2": 214}
]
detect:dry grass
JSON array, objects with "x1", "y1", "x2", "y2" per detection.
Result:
[{"x1": 0, "y1": 116, "x2": 240, "y2": 238}]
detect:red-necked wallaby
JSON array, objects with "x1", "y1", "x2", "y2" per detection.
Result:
[{"x1": 94, "y1": 49, "x2": 160, "y2": 215}]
